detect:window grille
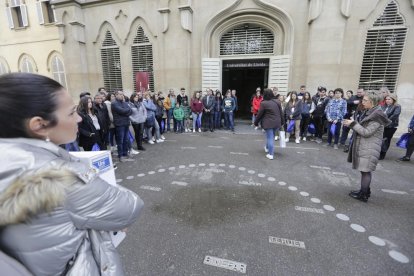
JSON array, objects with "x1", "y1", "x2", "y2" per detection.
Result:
[
  {"x1": 358, "y1": 0, "x2": 406, "y2": 93},
  {"x1": 51, "y1": 55, "x2": 67, "y2": 87},
  {"x1": 20, "y1": 56, "x2": 35, "y2": 73},
  {"x1": 131, "y1": 26, "x2": 154, "y2": 92},
  {"x1": 220, "y1": 24, "x2": 274, "y2": 56},
  {"x1": 100, "y1": 31, "x2": 123, "y2": 92}
]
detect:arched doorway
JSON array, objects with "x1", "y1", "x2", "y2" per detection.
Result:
[{"x1": 220, "y1": 23, "x2": 274, "y2": 116}]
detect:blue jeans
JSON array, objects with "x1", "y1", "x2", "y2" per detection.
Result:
[
  {"x1": 115, "y1": 125, "x2": 129, "y2": 158},
  {"x1": 214, "y1": 111, "x2": 221, "y2": 129},
  {"x1": 265, "y1": 128, "x2": 278, "y2": 156},
  {"x1": 327, "y1": 121, "x2": 342, "y2": 145},
  {"x1": 107, "y1": 128, "x2": 116, "y2": 146},
  {"x1": 224, "y1": 111, "x2": 234, "y2": 130},
  {"x1": 192, "y1": 112, "x2": 202, "y2": 130},
  {"x1": 167, "y1": 109, "x2": 173, "y2": 131},
  {"x1": 176, "y1": 120, "x2": 184, "y2": 132}
]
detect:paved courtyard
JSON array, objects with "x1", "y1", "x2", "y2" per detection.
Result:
[{"x1": 114, "y1": 121, "x2": 413, "y2": 275}]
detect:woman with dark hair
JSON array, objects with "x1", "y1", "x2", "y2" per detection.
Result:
[
  {"x1": 213, "y1": 91, "x2": 223, "y2": 129},
  {"x1": 300, "y1": 92, "x2": 315, "y2": 141},
  {"x1": 77, "y1": 96, "x2": 104, "y2": 151},
  {"x1": 191, "y1": 91, "x2": 204, "y2": 132},
  {"x1": 324, "y1": 88, "x2": 347, "y2": 149},
  {"x1": 0, "y1": 73, "x2": 143, "y2": 275},
  {"x1": 254, "y1": 89, "x2": 284, "y2": 160},
  {"x1": 284, "y1": 91, "x2": 303, "y2": 143},
  {"x1": 380, "y1": 94, "x2": 401, "y2": 160},
  {"x1": 343, "y1": 91, "x2": 391, "y2": 202}
]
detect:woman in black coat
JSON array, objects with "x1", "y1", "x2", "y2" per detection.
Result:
[
  {"x1": 380, "y1": 94, "x2": 401, "y2": 160},
  {"x1": 77, "y1": 96, "x2": 104, "y2": 151},
  {"x1": 254, "y1": 89, "x2": 285, "y2": 160}
]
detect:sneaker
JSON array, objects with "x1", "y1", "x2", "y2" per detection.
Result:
[
  {"x1": 275, "y1": 136, "x2": 279, "y2": 141},
  {"x1": 156, "y1": 139, "x2": 164, "y2": 143},
  {"x1": 397, "y1": 156, "x2": 410, "y2": 162},
  {"x1": 198, "y1": 129, "x2": 202, "y2": 133},
  {"x1": 137, "y1": 146, "x2": 146, "y2": 151},
  {"x1": 148, "y1": 140, "x2": 154, "y2": 144},
  {"x1": 324, "y1": 143, "x2": 332, "y2": 147},
  {"x1": 152, "y1": 137, "x2": 156, "y2": 142},
  {"x1": 193, "y1": 129, "x2": 195, "y2": 133},
  {"x1": 113, "y1": 164, "x2": 118, "y2": 170},
  {"x1": 266, "y1": 154, "x2": 274, "y2": 160},
  {"x1": 254, "y1": 126, "x2": 258, "y2": 130},
  {"x1": 285, "y1": 138, "x2": 290, "y2": 143},
  {"x1": 333, "y1": 144, "x2": 339, "y2": 150},
  {"x1": 302, "y1": 137, "x2": 306, "y2": 141},
  {"x1": 161, "y1": 135, "x2": 166, "y2": 140},
  {"x1": 130, "y1": 149, "x2": 139, "y2": 155},
  {"x1": 316, "y1": 138, "x2": 322, "y2": 144},
  {"x1": 264, "y1": 146, "x2": 268, "y2": 153},
  {"x1": 343, "y1": 145, "x2": 349, "y2": 153},
  {"x1": 295, "y1": 139, "x2": 300, "y2": 144}
]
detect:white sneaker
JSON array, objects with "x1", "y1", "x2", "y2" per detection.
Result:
[
  {"x1": 198, "y1": 129, "x2": 201, "y2": 133},
  {"x1": 285, "y1": 138, "x2": 290, "y2": 143},
  {"x1": 156, "y1": 139, "x2": 164, "y2": 143},
  {"x1": 130, "y1": 149, "x2": 139, "y2": 155},
  {"x1": 266, "y1": 154, "x2": 274, "y2": 160},
  {"x1": 255, "y1": 126, "x2": 258, "y2": 130},
  {"x1": 264, "y1": 146, "x2": 268, "y2": 153},
  {"x1": 148, "y1": 140, "x2": 154, "y2": 144},
  {"x1": 161, "y1": 135, "x2": 166, "y2": 140},
  {"x1": 302, "y1": 137, "x2": 306, "y2": 141},
  {"x1": 185, "y1": 129, "x2": 188, "y2": 132},
  {"x1": 193, "y1": 129, "x2": 195, "y2": 133},
  {"x1": 152, "y1": 137, "x2": 156, "y2": 142},
  {"x1": 295, "y1": 139, "x2": 300, "y2": 144},
  {"x1": 275, "y1": 136, "x2": 279, "y2": 141}
]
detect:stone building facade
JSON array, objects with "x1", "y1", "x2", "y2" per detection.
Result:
[{"x1": 1, "y1": 0, "x2": 413, "y2": 127}]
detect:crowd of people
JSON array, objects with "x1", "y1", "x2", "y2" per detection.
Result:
[
  {"x1": 67, "y1": 87, "x2": 240, "y2": 162},
  {"x1": 252, "y1": 85, "x2": 413, "y2": 203},
  {"x1": 0, "y1": 72, "x2": 413, "y2": 274}
]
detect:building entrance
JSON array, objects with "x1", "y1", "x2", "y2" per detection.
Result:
[{"x1": 222, "y1": 59, "x2": 269, "y2": 118}]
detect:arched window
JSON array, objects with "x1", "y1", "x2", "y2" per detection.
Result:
[
  {"x1": 50, "y1": 55, "x2": 67, "y2": 87},
  {"x1": 0, "y1": 58, "x2": 10, "y2": 75},
  {"x1": 220, "y1": 24, "x2": 274, "y2": 56},
  {"x1": 131, "y1": 26, "x2": 154, "y2": 92},
  {"x1": 358, "y1": 0, "x2": 407, "y2": 93},
  {"x1": 100, "y1": 31, "x2": 123, "y2": 91},
  {"x1": 19, "y1": 55, "x2": 36, "y2": 73}
]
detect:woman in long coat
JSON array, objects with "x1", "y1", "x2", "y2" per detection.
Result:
[
  {"x1": 254, "y1": 88, "x2": 284, "y2": 160},
  {"x1": 343, "y1": 91, "x2": 391, "y2": 202}
]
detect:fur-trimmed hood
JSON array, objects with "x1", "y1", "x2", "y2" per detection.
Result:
[
  {"x1": 360, "y1": 106, "x2": 391, "y2": 126},
  {"x1": 0, "y1": 167, "x2": 77, "y2": 226},
  {"x1": 0, "y1": 138, "x2": 92, "y2": 226}
]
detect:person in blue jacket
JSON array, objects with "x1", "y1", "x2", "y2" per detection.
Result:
[
  {"x1": 397, "y1": 114, "x2": 414, "y2": 162},
  {"x1": 222, "y1": 91, "x2": 236, "y2": 132}
]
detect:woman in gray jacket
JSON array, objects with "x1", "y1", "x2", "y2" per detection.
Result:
[
  {"x1": 0, "y1": 73, "x2": 144, "y2": 275},
  {"x1": 343, "y1": 91, "x2": 391, "y2": 202}
]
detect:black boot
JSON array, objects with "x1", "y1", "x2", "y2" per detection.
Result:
[
  {"x1": 379, "y1": 151, "x2": 386, "y2": 160},
  {"x1": 349, "y1": 191, "x2": 369, "y2": 202},
  {"x1": 350, "y1": 187, "x2": 371, "y2": 198}
]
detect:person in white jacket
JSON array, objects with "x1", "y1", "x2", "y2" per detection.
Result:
[{"x1": 0, "y1": 73, "x2": 144, "y2": 275}]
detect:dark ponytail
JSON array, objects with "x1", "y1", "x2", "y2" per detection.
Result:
[{"x1": 0, "y1": 73, "x2": 63, "y2": 138}]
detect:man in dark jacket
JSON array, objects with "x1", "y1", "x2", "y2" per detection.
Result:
[
  {"x1": 202, "y1": 89, "x2": 216, "y2": 132},
  {"x1": 177, "y1": 88, "x2": 188, "y2": 106},
  {"x1": 311, "y1": 87, "x2": 329, "y2": 143},
  {"x1": 112, "y1": 90, "x2": 132, "y2": 162}
]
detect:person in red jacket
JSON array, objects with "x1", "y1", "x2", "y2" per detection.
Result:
[{"x1": 251, "y1": 88, "x2": 263, "y2": 129}]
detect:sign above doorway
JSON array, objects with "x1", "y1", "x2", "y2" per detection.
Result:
[{"x1": 223, "y1": 59, "x2": 269, "y2": 69}]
